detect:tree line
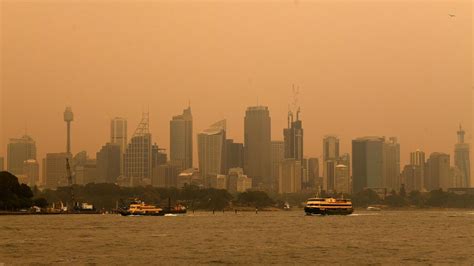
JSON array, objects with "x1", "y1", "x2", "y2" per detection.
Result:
[{"x1": 1, "y1": 171, "x2": 474, "y2": 211}]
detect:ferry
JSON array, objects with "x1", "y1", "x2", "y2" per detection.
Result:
[
  {"x1": 119, "y1": 199, "x2": 164, "y2": 216},
  {"x1": 304, "y1": 197, "x2": 353, "y2": 215}
]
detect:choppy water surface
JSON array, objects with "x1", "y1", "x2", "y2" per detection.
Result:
[{"x1": 0, "y1": 210, "x2": 473, "y2": 264}]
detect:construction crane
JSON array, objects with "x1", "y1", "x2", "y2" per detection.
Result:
[{"x1": 66, "y1": 158, "x2": 75, "y2": 210}]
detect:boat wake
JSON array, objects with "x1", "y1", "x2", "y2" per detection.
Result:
[{"x1": 348, "y1": 213, "x2": 381, "y2": 216}]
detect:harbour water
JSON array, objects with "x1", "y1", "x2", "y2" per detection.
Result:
[{"x1": 1, "y1": 210, "x2": 473, "y2": 264}]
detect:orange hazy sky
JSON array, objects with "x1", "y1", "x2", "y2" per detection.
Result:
[{"x1": 1, "y1": 1, "x2": 472, "y2": 178}]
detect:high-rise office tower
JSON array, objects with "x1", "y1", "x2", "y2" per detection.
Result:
[
  {"x1": 335, "y1": 164, "x2": 350, "y2": 194},
  {"x1": 0, "y1": 156, "x2": 4, "y2": 171},
  {"x1": 7, "y1": 135, "x2": 37, "y2": 175},
  {"x1": 271, "y1": 141, "x2": 285, "y2": 192},
  {"x1": 64, "y1": 106, "x2": 74, "y2": 155},
  {"x1": 23, "y1": 159, "x2": 39, "y2": 186},
  {"x1": 279, "y1": 159, "x2": 302, "y2": 193},
  {"x1": 383, "y1": 137, "x2": 400, "y2": 191},
  {"x1": 409, "y1": 149, "x2": 426, "y2": 191},
  {"x1": 283, "y1": 109, "x2": 303, "y2": 161},
  {"x1": 323, "y1": 135, "x2": 340, "y2": 161},
  {"x1": 307, "y1": 157, "x2": 321, "y2": 190},
  {"x1": 352, "y1": 136, "x2": 385, "y2": 193},
  {"x1": 111, "y1": 117, "x2": 128, "y2": 152},
  {"x1": 96, "y1": 143, "x2": 121, "y2": 183},
  {"x1": 170, "y1": 107, "x2": 193, "y2": 169},
  {"x1": 244, "y1": 106, "x2": 271, "y2": 189},
  {"x1": 225, "y1": 139, "x2": 244, "y2": 172},
  {"x1": 111, "y1": 117, "x2": 127, "y2": 175},
  {"x1": 323, "y1": 135, "x2": 340, "y2": 192},
  {"x1": 454, "y1": 125, "x2": 470, "y2": 187},
  {"x1": 197, "y1": 120, "x2": 226, "y2": 185},
  {"x1": 425, "y1": 152, "x2": 451, "y2": 191},
  {"x1": 124, "y1": 113, "x2": 153, "y2": 186},
  {"x1": 43, "y1": 152, "x2": 71, "y2": 189}
]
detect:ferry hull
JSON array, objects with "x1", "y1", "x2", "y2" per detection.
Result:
[
  {"x1": 119, "y1": 211, "x2": 165, "y2": 216},
  {"x1": 304, "y1": 207, "x2": 353, "y2": 216}
]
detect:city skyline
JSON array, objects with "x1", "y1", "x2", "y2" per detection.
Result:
[{"x1": 1, "y1": 1, "x2": 471, "y2": 175}]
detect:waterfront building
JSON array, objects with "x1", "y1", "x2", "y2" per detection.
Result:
[
  {"x1": 197, "y1": 120, "x2": 226, "y2": 186},
  {"x1": 454, "y1": 125, "x2": 470, "y2": 187},
  {"x1": 279, "y1": 159, "x2": 302, "y2": 193},
  {"x1": 244, "y1": 106, "x2": 271, "y2": 189},
  {"x1": 7, "y1": 135, "x2": 37, "y2": 176},
  {"x1": 352, "y1": 136, "x2": 385, "y2": 193},
  {"x1": 0, "y1": 156, "x2": 4, "y2": 171},
  {"x1": 170, "y1": 107, "x2": 193, "y2": 170}
]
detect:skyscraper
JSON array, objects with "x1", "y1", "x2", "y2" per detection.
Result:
[
  {"x1": 244, "y1": 106, "x2": 271, "y2": 189},
  {"x1": 335, "y1": 164, "x2": 350, "y2": 194},
  {"x1": 23, "y1": 159, "x2": 39, "y2": 186},
  {"x1": 124, "y1": 113, "x2": 153, "y2": 186},
  {"x1": 170, "y1": 107, "x2": 193, "y2": 169},
  {"x1": 7, "y1": 135, "x2": 37, "y2": 175},
  {"x1": 279, "y1": 159, "x2": 302, "y2": 193},
  {"x1": 271, "y1": 141, "x2": 285, "y2": 192},
  {"x1": 307, "y1": 157, "x2": 321, "y2": 190},
  {"x1": 352, "y1": 136, "x2": 385, "y2": 193},
  {"x1": 283, "y1": 109, "x2": 303, "y2": 161},
  {"x1": 225, "y1": 139, "x2": 244, "y2": 172},
  {"x1": 323, "y1": 135, "x2": 340, "y2": 161},
  {"x1": 96, "y1": 143, "x2": 121, "y2": 183},
  {"x1": 111, "y1": 117, "x2": 127, "y2": 175},
  {"x1": 383, "y1": 137, "x2": 400, "y2": 191},
  {"x1": 43, "y1": 152, "x2": 71, "y2": 189},
  {"x1": 454, "y1": 125, "x2": 470, "y2": 187},
  {"x1": 425, "y1": 152, "x2": 451, "y2": 191},
  {"x1": 197, "y1": 120, "x2": 226, "y2": 185},
  {"x1": 0, "y1": 156, "x2": 4, "y2": 171},
  {"x1": 408, "y1": 149, "x2": 425, "y2": 191},
  {"x1": 64, "y1": 106, "x2": 74, "y2": 155},
  {"x1": 323, "y1": 135, "x2": 340, "y2": 192}
]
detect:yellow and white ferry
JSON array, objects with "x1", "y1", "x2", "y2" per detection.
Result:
[
  {"x1": 304, "y1": 197, "x2": 353, "y2": 215},
  {"x1": 119, "y1": 199, "x2": 164, "y2": 216}
]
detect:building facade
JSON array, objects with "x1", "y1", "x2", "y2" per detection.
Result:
[
  {"x1": 454, "y1": 125, "x2": 470, "y2": 188},
  {"x1": 96, "y1": 143, "x2": 121, "y2": 183},
  {"x1": 111, "y1": 117, "x2": 127, "y2": 174},
  {"x1": 197, "y1": 120, "x2": 226, "y2": 186},
  {"x1": 279, "y1": 159, "x2": 302, "y2": 193},
  {"x1": 124, "y1": 113, "x2": 152, "y2": 186},
  {"x1": 352, "y1": 136, "x2": 385, "y2": 193},
  {"x1": 383, "y1": 137, "x2": 400, "y2": 191},
  {"x1": 244, "y1": 106, "x2": 271, "y2": 189},
  {"x1": 7, "y1": 135, "x2": 37, "y2": 176},
  {"x1": 43, "y1": 152, "x2": 71, "y2": 189},
  {"x1": 170, "y1": 107, "x2": 193, "y2": 170},
  {"x1": 271, "y1": 141, "x2": 285, "y2": 192},
  {"x1": 425, "y1": 152, "x2": 451, "y2": 191}
]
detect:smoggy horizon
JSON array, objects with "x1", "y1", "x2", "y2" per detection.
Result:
[{"x1": 1, "y1": 1, "x2": 472, "y2": 177}]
